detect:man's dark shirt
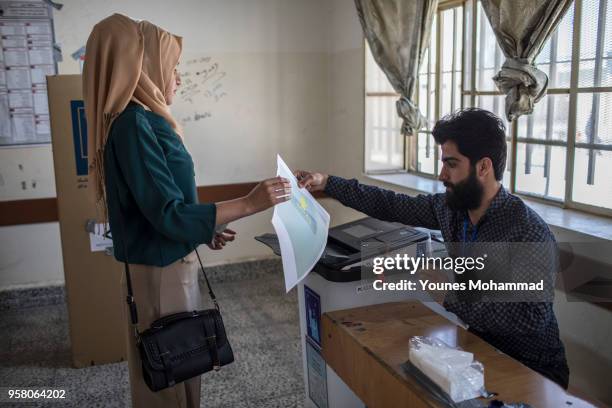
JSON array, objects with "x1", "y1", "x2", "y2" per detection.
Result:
[{"x1": 324, "y1": 175, "x2": 569, "y2": 388}]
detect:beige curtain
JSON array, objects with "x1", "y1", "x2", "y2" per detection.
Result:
[
  {"x1": 355, "y1": 0, "x2": 438, "y2": 135},
  {"x1": 481, "y1": 0, "x2": 573, "y2": 121}
]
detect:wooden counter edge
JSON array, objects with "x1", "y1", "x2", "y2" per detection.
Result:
[
  {"x1": 321, "y1": 313, "x2": 435, "y2": 408},
  {"x1": 321, "y1": 305, "x2": 608, "y2": 408}
]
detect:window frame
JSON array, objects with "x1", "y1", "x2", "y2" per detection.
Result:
[
  {"x1": 363, "y1": 0, "x2": 612, "y2": 217},
  {"x1": 465, "y1": 0, "x2": 612, "y2": 217},
  {"x1": 411, "y1": 1, "x2": 465, "y2": 179},
  {"x1": 563, "y1": 0, "x2": 612, "y2": 217}
]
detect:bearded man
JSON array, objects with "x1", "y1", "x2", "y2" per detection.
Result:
[{"x1": 296, "y1": 108, "x2": 569, "y2": 389}]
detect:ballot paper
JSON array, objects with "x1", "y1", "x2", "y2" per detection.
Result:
[{"x1": 272, "y1": 155, "x2": 330, "y2": 292}]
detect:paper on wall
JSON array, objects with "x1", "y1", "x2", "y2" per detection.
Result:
[
  {"x1": 272, "y1": 155, "x2": 330, "y2": 292},
  {"x1": 89, "y1": 222, "x2": 113, "y2": 252},
  {"x1": 11, "y1": 114, "x2": 35, "y2": 141},
  {"x1": 0, "y1": 12, "x2": 56, "y2": 146},
  {"x1": 4, "y1": 49, "x2": 29, "y2": 66},
  {"x1": 6, "y1": 67, "x2": 31, "y2": 89}
]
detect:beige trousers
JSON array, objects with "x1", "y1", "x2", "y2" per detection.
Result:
[{"x1": 121, "y1": 251, "x2": 203, "y2": 408}]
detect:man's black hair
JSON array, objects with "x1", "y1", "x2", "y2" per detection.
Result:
[{"x1": 432, "y1": 108, "x2": 507, "y2": 181}]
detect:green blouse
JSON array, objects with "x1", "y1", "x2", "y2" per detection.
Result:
[{"x1": 104, "y1": 102, "x2": 216, "y2": 267}]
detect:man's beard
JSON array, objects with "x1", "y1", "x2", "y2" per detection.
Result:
[{"x1": 444, "y1": 167, "x2": 484, "y2": 211}]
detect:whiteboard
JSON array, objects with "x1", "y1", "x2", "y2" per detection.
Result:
[{"x1": 54, "y1": 0, "x2": 333, "y2": 185}]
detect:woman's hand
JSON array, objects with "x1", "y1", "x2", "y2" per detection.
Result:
[
  {"x1": 245, "y1": 176, "x2": 291, "y2": 214},
  {"x1": 295, "y1": 170, "x2": 328, "y2": 192},
  {"x1": 214, "y1": 177, "x2": 291, "y2": 226},
  {"x1": 207, "y1": 228, "x2": 237, "y2": 250}
]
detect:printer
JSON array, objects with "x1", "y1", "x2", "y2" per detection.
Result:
[
  {"x1": 256, "y1": 217, "x2": 433, "y2": 408},
  {"x1": 255, "y1": 216, "x2": 430, "y2": 282}
]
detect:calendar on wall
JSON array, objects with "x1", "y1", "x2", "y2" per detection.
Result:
[{"x1": 0, "y1": 0, "x2": 58, "y2": 146}]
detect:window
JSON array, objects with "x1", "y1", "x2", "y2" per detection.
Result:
[
  {"x1": 571, "y1": 0, "x2": 612, "y2": 211},
  {"x1": 467, "y1": 1, "x2": 573, "y2": 200},
  {"x1": 365, "y1": 4, "x2": 463, "y2": 176},
  {"x1": 464, "y1": 1, "x2": 511, "y2": 187},
  {"x1": 364, "y1": 0, "x2": 612, "y2": 215},
  {"x1": 414, "y1": 12, "x2": 438, "y2": 176},
  {"x1": 364, "y1": 43, "x2": 404, "y2": 172}
]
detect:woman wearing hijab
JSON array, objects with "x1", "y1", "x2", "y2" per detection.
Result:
[{"x1": 83, "y1": 14, "x2": 290, "y2": 408}]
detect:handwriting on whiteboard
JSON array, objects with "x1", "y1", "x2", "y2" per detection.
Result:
[
  {"x1": 181, "y1": 111, "x2": 212, "y2": 125},
  {"x1": 178, "y1": 56, "x2": 227, "y2": 105}
]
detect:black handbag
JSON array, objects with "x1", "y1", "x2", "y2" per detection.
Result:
[
  {"x1": 111, "y1": 140, "x2": 234, "y2": 392},
  {"x1": 122, "y1": 248, "x2": 235, "y2": 392}
]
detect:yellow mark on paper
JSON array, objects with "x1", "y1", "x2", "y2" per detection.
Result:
[{"x1": 299, "y1": 196, "x2": 308, "y2": 210}]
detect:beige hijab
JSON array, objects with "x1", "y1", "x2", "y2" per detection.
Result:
[{"x1": 82, "y1": 13, "x2": 183, "y2": 211}]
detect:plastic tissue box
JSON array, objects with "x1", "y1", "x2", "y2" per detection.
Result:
[{"x1": 408, "y1": 336, "x2": 484, "y2": 402}]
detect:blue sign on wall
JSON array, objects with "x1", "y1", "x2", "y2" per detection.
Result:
[{"x1": 70, "y1": 100, "x2": 88, "y2": 176}]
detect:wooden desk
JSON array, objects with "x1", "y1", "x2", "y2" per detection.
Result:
[{"x1": 321, "y1": 302, "x2": 601, "y2": 408}]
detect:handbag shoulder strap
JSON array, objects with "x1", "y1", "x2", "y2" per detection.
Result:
[
  {"x1": 193, "y1": 249, "x2": 219, "y2": 311},
  {"x1": 110, "y1": 191, "x2": 140, "y2": 335}
]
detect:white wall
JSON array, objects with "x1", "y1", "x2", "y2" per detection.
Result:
[
  {"x1": 554, "y1": 293, "x2": 612, "y2": 404},
  {"x1": 0, "y1": 0, "x2": 333, "y2": 287},
  {"x1": 327, "y1": 0, "x2": 365, "y2": 180}
]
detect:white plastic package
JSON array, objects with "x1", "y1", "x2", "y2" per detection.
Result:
[{"x1": 408, "y1": 336, "x2": 485, "y2": 403}]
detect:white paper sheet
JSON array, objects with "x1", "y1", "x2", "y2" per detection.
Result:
[
  {"x1": 4, "y1": 49, "x2": 29, "y2": 66},
  {"x1": 2, "y1": 36, "x2": 27, "y2": 48},
  {"x1": 26, "y1": 22, "x2": 51, "y2": 35},
  {"x1": 2, "y1": 4, "x2": 49, "y2": 18},
  {"x1": 8, "y1": 90, "x2": 32, "y2": 108},
  {"x1": 272, "y1": 155, "x2": 330, "y2": 292},
  {"x1": 30, "y1": 65, "x2": 54, "y2": 84},
  {"x1": 11, "y1": 113, "x2": 35, "y2": 142},
  {"x1": 35, "y1": 117, "x2": 50, "y2": 135},
  {"x1": 0, "y1": 23, "x2": 26, "y2": 36},
  {"x1": 33, "y1": 91, "x2": 48, "y2": 114},
  {"x1": 28, "y1": 47, "x2": 53, "y2": 65},
  {"x1": 0, "y1": 93, "x2": 11, "y2": 139},
  {"x1": 6, "y1": 67, "x2": 31, "y2": 89}
]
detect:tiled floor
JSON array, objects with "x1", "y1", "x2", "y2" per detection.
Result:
[{"x1": 0, "y1": 260, "x2": 305, "y2": 407}]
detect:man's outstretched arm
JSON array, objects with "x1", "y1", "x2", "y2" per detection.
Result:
[{"x1": 296, "y1": 171, "x2": 441, "y2": 230}]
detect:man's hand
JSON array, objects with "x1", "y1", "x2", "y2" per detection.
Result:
[
  {"x1": 207, "y1": 228, "x2": 237, "y2": 250},
  {"x1": 295, "y1": 170, "x2": 329, "y2": 192}
]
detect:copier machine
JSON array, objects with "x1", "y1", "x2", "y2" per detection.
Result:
[
  {"x1": 256, "y1": 216, "x2": 429, "y2": 282},
  {"x1": 256, "y1": 217, "x2": 432, "y2": 408}
]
